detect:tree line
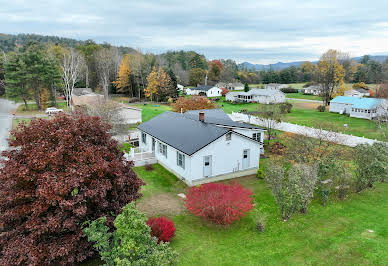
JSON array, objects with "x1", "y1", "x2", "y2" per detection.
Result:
[{"x1": 238, "y1": 54, "x2": 388, "y2": 85}]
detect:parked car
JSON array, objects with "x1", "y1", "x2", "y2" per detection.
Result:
[{"x1": 45, "y1": 107, "x2": 63, "y2": 115}]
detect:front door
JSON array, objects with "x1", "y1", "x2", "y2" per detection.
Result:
[
  {"x1": 152, "y1": 138, "x2": 155, "y2": 152},
  {"x1": 203, "y1": 156, "x2": 212, "y2": 177},
  {"x1": 242, "y1": 149, "x2": 250, "y2": 169}
]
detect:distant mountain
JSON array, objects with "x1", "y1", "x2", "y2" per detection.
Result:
[{"x1": 239, "y1": 55, "x2": 388, "y2": 71}]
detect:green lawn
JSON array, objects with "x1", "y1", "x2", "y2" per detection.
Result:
[
  {"x1": 133, "y1": 164, "x2": 186, "y2": 198},
  {"x1": 216, "y1": 99, "x2": 386, "y2": 141},
  {"x1": 132, "y1": 162, "x2": 388, "y2": 265},
  {"x1": 285, "y1": 92, "x2": 323, "y2": 101},
  {"x1": 133, "y1": 103, "x2": 171, "y2": 122},
  {"x1": 283, "y1": 107, "x2": 386, "y2": 141}
]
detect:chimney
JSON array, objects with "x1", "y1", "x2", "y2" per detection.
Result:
[{"x1": 199, "y1": 112, "x2": 205, "y2": 122}]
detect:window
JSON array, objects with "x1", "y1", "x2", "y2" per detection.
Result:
[
  {"x1": 177, "y1": 151, "x2": 185, "y2": 169},
  {"x1": 158, "y1": 142, "x2": 167, "y2": 158},
  {"x1": 252, "y1": 132, "x2": 261, "y2": 141},
  {"x1": 141, "y1": 132, "x2": 147, "y2": 144},
  {"x1": 226, "y1": 132, "x2": 232, "y2": 141}
]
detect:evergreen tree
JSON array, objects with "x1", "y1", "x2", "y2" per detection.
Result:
[
  {"x1": 244, "y1": 83, "x2": 250, "y2": 92},
  {"x1": 4, "y1": 52, "x2": 30, "y2": 109}
]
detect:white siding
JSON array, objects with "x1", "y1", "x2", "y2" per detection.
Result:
[
  {"x1": 206, "y1": 87, "x2": 222, "y2": 97},
  {"x1": 189, "y1": 132, "x2": 261, "y2": 183},
  {"x1": 329, "y1": 102, "x2": 353, "y2": 114}
]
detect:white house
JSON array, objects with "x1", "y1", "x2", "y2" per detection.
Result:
[
  {"x1": 226, "y1": 88, "x2": 286, "y2": 104},
  {"x1": 185, "y1": 85, "x2": 222, "y2": 97},
  {"x1": 329, "y1": 96, "x2": 384, "y2": 120},
  {"x1": 303, "y1": 85, "x2": 322, "y2": 95},
  {"x1": 344, "y1": 88, "x2": 370, "y2": 97},
  {"x1": 136, "y1": 109, "x2": 265, "y2": 186},
  {"x1": 177, "y1": 84, "x2": 184, "y2": 91},
  {"x1": 216, "y1": 82, "x2": 244, "y2": 91},
  {"x1": 264, "y1": 83, "x2": 288, "y2": 90}
]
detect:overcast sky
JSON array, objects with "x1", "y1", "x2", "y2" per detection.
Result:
[{"x1": 1, "y1": 0, "x2": 388, "y2": 64}]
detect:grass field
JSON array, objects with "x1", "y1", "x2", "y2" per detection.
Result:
[
  {"x1": 285, "y1": 92, "x2": 323, "y2": 101},
  {"x1": 132, "y1": 162, "x2": 388, "y2": 265},
  {"x1": 132, "y1": 103, "x2": 171, "y2": 122},
  {"x1": 216, "y1": 99, "x2": 386, "y2": 141}
]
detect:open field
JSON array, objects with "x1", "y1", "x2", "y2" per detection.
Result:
[
  {"x1": 132, "y1": 161, "x2": 388, "y2": 265},
  {"x1": 132, "y1": 103, "x2": 172, "y2": 122},
  {"x1": 285, "y1": 92, "x2": 323, "y2": 101}
]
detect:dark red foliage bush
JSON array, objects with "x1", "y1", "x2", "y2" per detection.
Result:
[
  {"x1": 146, "y1": 217, "x2": 176, "y2": 243},
  {"x1": 185, "y1": 182, "x2": 254, "y2": 225},
  {"x1": 0, "y1": 112, "x2": 144, "y2": 265}
]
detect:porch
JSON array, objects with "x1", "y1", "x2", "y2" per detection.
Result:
[{"x1": 124, "y1": 147, "x2": 157, "y2": 166}]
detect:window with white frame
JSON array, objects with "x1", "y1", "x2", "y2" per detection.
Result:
[
  {"x1": 141, "y1": 132, "x2": 146, "y2": 144},
  {"x1": 252, "y1": 132, "x2": 261, "y2": 141},
  {"x1": 177, "y1": 151, "x2": 185, "y2": 169},
  {"x1": 226, "y1": 132, "x2": 232, "y2": 141},
  {"x1": 158, "y1": 142, "x2": 167, "y2": 158}
]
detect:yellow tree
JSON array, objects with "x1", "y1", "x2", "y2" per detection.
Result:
[
  {"x1": 113, "y1": 55, "x2": 131, "y2": 95},
  {"x1": 315, "y1": 50, "x2": 345, "y2": 105},
  {"x1": 40, "y1": 88, "x2": 50, "y2": 110},
  {"x1": 145, "y1": 66, "x2": 158, "y2": 101}
]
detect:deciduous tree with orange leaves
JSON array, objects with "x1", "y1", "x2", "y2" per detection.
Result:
[{"x1": 171, "y1": 96, "x2": 216, "y2": 113}]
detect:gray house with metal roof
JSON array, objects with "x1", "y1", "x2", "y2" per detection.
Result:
[
  {"x1": 225, "y1": 88, "x2": 286, "y2": 104},
  {"x1": 136, "y1": 109, "x2": 265, "y2": 186}
]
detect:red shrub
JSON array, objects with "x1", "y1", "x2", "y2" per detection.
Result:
[
  {"x1": 221, "y1": 87, "x2": 229, "y2": 96},
  {"x1": 146, "y1": 217, "x2": 176, "y2": 243},
  {"x1": 185, "y1": 182, "x2": 254, "y2": 225}
]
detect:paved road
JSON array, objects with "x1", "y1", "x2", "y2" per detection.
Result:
[
  {"x1": 0, "y1": 99, "x2": 17, "y2": 153},
  {"x1": 230, "y1": 112, "x2": 382, "y2": 147}
]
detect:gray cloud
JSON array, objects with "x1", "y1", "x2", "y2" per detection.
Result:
[{"x1": 1, "y1": 0, "x2": 388, "y2": 63}]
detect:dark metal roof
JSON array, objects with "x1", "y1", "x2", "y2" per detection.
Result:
[
  {"x1": 137, "y1": 111, "x2": 229, "y2": 155},
  {"x1": 191, "y1": 85, "x2": 215, "y2": 91},
  {"x1": 184, "y1": 109, "x2": 264, "y2": 129}
]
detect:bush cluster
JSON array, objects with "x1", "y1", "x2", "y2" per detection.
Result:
[
  {"x1": 317, "y1": 105, "x2": 326, "y2": 112},
  {"x1": 280, "y1": 87, "x2": 298, "y2": 93}
]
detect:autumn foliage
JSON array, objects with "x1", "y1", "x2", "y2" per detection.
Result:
[
  {"x1": 185, "y1": 182, "x2": 254, "y2": 225},
  {"x1": 171, "y1": 96, "x2": 216, "y2": 113},
  {"x1": 0, "y1": 113, "x2": 144, "y2": 265},
  {"x1": 146, "y1": 217, "x2": 176, "y2": 243},
  {"x1": 221, "y1": 87, "x2": 230, "y2": 96}
]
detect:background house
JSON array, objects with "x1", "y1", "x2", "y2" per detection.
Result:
[
  {"x1": 226, "y1": 88, "x2": 286, "y2": 104},
  {"x1": 344, "y1": 88, "x2": 370, "y2": 97},
  {"x1": 185, "y1": 85, "x2": 222, "y2": 97},
  {"x1": 329, "y1": 96, "x2": 383, "y2": 119},
  {"x1": 264, "y1": 83, "x2": 288, "y2": 90},
  {"x1": 303, "y1": 85, "x2": 322, "y2": 95},
  {"x1": 136, "y1": 109, "x2": 265, "y2": 186},
  {"x1": 216, "y1": 82, "x2": 244, "y2": 90}
]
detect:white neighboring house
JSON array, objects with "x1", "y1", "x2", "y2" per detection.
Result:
[
  {"x1": 303, "y1": 85, "x2": 322, "y2": 95},
  {"x1": 264, "y1": 83, "x2": 288, "y2": 90},
  {"x1": 136, "y1": 109, "x2": 265, "y2": 186},
  {"x1": 226, "y1": 88, "x2": 286, "y2": 104},
  {"x1": 344, "y1": 88, "x2": 370, "y2": 97},
  {"x1": 177, "y1": 84, "x2": 184, "y2": 91},
  {"x1": 185, "y1": 85, "x2": 222, "y2": 97},
  {"x1": 329, "y1": 96, "x2": 385, "y2": 120},
  {"x1": 216, "y1": 82, "x2": 244, "y2": 91}
]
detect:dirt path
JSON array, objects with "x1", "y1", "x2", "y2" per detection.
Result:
[{"x1": 137, "y1": 193, "x2": 186, "y2": 217}]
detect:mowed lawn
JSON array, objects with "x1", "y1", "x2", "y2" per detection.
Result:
[
  {"x1": 132, "y1": 103, "x2": 171, "y2": 122},
  {"x1": 133, "y1": 163, "x2": 388, "y2": 265},
  {"x1": 217, "y1": 99, "x2": 386, "y2": 141}
]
